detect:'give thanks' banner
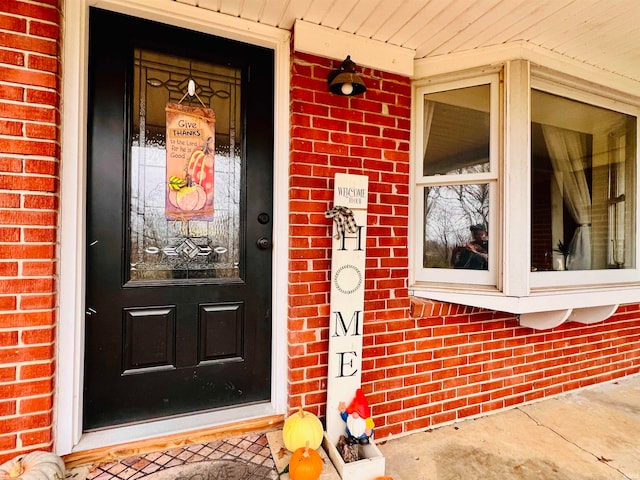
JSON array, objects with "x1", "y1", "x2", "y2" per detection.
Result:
[{"x1": 165, "y1": 103, "x2": 216, "y2": 221}]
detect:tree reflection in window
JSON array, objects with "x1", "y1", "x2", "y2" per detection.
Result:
[{"x1": 424, "y1": 181, "x2": 489, "y2": 269}]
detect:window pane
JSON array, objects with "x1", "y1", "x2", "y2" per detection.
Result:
[
  {"x1": 423, "y1": 184, "x2": 489, "y2": 269},
  {"x1": 530, "y1": 90, "x2": 636, "y2": 272},
  {"x1": 423, "y1": 85, "x2": 490, "y2": 176}
]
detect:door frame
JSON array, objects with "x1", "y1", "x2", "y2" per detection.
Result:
[{"x1": 57, "y1": 0, "x2": 290, "y2": 455}]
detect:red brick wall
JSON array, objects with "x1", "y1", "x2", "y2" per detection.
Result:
[
  {"x1": 288, "y1": 51, "x2": 412, "y2": 419},
  {"x1": 0, "y1": 0, "x2": 61, "y2": 463},
  {"x1": 401, "y1": 299, "x2": 640, "y2": 434},
  {"x1": 288, "y1": 50, "x2": 640, "y2": 439}
]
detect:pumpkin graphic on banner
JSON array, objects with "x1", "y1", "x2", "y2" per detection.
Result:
[{"x1": 165, "y1": 103, "x2": 215, "y2": 221}]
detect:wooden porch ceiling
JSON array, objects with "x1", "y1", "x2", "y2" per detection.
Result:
[{"x1": 179, "y1": 0, "x2": 640, "y2": 84}]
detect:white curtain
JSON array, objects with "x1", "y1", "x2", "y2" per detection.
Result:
[{"x1": 541, "y1": 125, "x2": 592, "y2": 270}]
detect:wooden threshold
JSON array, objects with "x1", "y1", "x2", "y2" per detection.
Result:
[{"x1": 62, "y1": 414, "x2": 285, "y2": 469}]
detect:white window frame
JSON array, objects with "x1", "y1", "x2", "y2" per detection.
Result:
[
  {"x1": 410, "y1": 58, "x2": 640, "y2": 325},
  {"x1": 412, "y1": 73, "x2": 501, "y2": 288}
]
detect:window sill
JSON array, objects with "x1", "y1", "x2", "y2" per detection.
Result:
[{"x1": 408, "y1": 283, "x2": 640, "y2": 329}]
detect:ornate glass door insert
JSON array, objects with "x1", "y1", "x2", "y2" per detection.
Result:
[{"x1": 129, "y1": 49, "x2": 242, "y2": 281}]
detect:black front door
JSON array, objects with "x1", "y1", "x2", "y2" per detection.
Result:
[{"x1": 84, "y1": 8, "x2": 274, "y2": 430}]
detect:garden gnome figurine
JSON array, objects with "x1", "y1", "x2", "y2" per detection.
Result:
[{"x1": 339, "y1": 388, "x2": 375, "y2": 444}]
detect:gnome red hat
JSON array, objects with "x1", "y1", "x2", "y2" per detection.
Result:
[{"x1": 346, "y1": 388, "x2": 370, "y2": 418}]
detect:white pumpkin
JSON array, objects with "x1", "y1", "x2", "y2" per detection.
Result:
[{"x1": 0, "y1": 451, "x2": 65, "y2": 480}]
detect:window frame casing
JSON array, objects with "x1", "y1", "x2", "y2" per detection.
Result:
[{"x1": 412, "y1": 72, "x2": 502, "y2": 288}]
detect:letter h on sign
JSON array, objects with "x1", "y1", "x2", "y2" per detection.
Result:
[{"x1": 338, "y1": 226, "x2": 364, "y2": 251}]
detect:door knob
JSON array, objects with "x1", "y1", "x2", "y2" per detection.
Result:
[{"x1": 256, "y1": 237, "x2": 271, "y2": 249}]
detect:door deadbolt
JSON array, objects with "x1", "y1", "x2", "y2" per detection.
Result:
[{"x1": 256, "y1": 237, "x2": 271, "y2": 249}]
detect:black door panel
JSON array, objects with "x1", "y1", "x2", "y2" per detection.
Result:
[{"x1": 84, "y1": 8, "x2": 273, "y2": 430}]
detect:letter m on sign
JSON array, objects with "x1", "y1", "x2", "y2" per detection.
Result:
[{"x1": 332, "y1": 310, "x2": 362, "y2": 337}]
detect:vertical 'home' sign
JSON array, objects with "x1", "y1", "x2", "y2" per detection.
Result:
[{"x1": 325, "y1": 173, "x2": 368, "y2": 445}]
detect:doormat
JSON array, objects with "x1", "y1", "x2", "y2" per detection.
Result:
[
  {"x1": 136, "y1": 459, "x2": 277, "y2": 479},
  {"x1": 66, "y1": 435, "x2": 279, "y2": 480}
]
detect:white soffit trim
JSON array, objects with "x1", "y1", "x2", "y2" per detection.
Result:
[
  {"x1": 293, "y1": 19, "x2": 414, "y2": 77},
  {"x1": 414, "y1": 40, "x2": 640, "y2": 97}
]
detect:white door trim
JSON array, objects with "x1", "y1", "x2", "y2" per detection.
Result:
[{"x1": 56, "y1": 0, "x2": 290, "y2": 455}]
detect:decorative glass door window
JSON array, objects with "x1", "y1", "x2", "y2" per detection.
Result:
[{"x1": 129, "y1": 49, "x2": 242, "y2": 281}]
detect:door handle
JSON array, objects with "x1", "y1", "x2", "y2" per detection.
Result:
[{"x1": 256, "y1": 237, "x2": 271, "y2": 249}]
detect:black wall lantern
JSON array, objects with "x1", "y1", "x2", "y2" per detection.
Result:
[{"x1": 327, "y1": 55, "x2": 366, "y2": 96}]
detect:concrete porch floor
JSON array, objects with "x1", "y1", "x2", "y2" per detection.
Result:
[
  {"x1": 67, "y1": 374, "x2": 640, "y2": 479},
  {"x1": 379, "y1": 374, "x2": 640, "y2": 479}
]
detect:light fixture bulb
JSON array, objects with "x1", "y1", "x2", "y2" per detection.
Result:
[{"x1": 340, "y1": 82, "x2": 354, "y2": 96}]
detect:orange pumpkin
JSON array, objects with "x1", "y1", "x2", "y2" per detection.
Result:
[
  {"x1": 374, "y1": 477, "x2": 395, "y2": 480},
  {"x1": 288, "y1": 444, "x2": 323, "y2": 480}
]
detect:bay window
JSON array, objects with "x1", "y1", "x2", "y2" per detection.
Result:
[{"x1": 410, "y1": 60, "x2": 640, "y2": 326}]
